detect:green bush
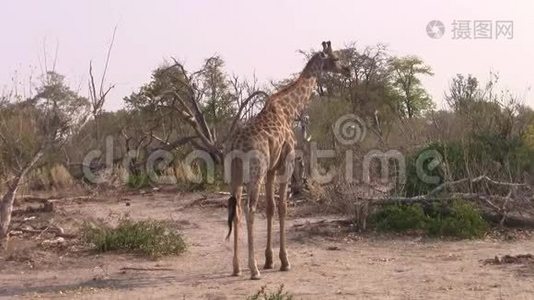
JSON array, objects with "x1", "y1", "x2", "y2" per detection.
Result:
[
  {"x1": 401, "y1": 134, "x2": 534, "y2": 198},
  {"x1": 402, "y1": 141, "x2": 465, "y2": 197},
  {"x1": 370, "y1": 200, "x2": 488, "y2": 239},
  {"x1": 426, "y1": 201, "x2": 488, "y2": 238},
  {"x1": 82, "y1": 218, "x2": 186, "y2": 257},
  {"x1": 127, "y1": 173, "x2": 151, "y2": 189},
  {"x1": 247, "y1": 285, "x2": 293, "y2": 300},
  {"x1": 370, "y1": 204, "x2": 427, "y2": 232}
]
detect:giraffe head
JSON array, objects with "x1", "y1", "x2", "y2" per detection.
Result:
[{"x1": 318, "y1": 41, "x2": 351, "y2": 76}]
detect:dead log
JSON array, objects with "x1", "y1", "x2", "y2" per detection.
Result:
[{"x1": 482, "y1": 213, "x2": 534, "y2": 228}]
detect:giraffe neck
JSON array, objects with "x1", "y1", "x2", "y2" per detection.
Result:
[{"x1": 265, "y1": 53, "x2": 322, "y2": 122}]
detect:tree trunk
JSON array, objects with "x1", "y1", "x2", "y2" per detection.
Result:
[{"x1": 0, "y1": 149, "x2": 44, "y2": 246}]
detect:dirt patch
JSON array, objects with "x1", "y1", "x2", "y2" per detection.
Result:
[{"x1": 1, "y1": 191, "x2": 534, "y2": 299}]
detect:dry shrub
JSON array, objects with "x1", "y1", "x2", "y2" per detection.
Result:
[
  {"x1": 26, "y1": 164, "x2": 74, "y2": 190},
  {"x1": 49, "y1": 164, "x2": 74, "y2": 188},
  {"x1": 173, "y1": 161, "x2": 191, "y2": 185},
  {"x1": 300, "y1": 175, "x2": 389, "y2": 230}
]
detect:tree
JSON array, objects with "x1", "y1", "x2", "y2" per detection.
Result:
[
  {"x1": 0, "y1": 72, "x2": 89, "y2": 244},
  {"x1": 199, "y1": 56, "x2": 235, "y2": 126},
  {"x1": 299, "y1": 43, "x2": 408, "y2": 143},
  {"x1": 124, "y1": 57, "x2": 268, "y2": 163},
  {"x1": 299, "y1": 43, "x2": 392, "y2": 114},
  {"x1": 390, "y1": 56, "x2": 434, "y2": 118},
  {"x1": 445, "y1": 73, "x2": 520, "y2": 138},
  {"x1": 445, "y1": 74, "x2": 480, "y2": 113}
]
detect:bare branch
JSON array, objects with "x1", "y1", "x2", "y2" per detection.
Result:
[
  {"x1": 99, "y1": 25, "x2": 118, "y2": 98},
  {"x1": 223, "y1": 90, "x2": 269, "y2": 143}
]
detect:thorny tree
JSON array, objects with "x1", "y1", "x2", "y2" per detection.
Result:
[
  {"x1": 0, "y1": 72, "x2": 89, "y2": 244},
  {"x1": 124, "y1": 56, "x2": 268, "y2": 165}
]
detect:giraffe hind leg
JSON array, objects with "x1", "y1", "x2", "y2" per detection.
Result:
[
  {"x1": 245, "y1": 182, "x2": 261, "y2": 280},
  {"x1": 231, "y1": 185, "x2": 242, "y2": 276}
]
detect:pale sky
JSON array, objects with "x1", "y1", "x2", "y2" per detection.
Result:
[{"x1": 1, "y1": 0, "x2": 533, "y2": 110}]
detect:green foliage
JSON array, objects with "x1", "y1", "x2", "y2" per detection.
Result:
[
  {"x1": 371, "y1": 204, "x2": 427, "y2": 232},
  {"x1": 524, "y1": 124, "x2": 534, "y2": 150},
  {"x1": 308, "y1": 97, "x2": 352, "y2": 147},
  {"x1": 402, "y1": 132, "x2": 534, "y2": 197},
  {"x1": 247, "y1": 285, "x2": 293, "y2": 300},
  {"x1": 426, "y1": 201, "x2": 488, "y2": 238},
  {"x1": 442, "y1": 73, "x2": 534, "y2": 178},
  {"x1": 445, "y1": 74, "x2": 480, "y2": 113},
  {"x1": 472, "y1": 132, "x2": 533, "y2": 175},
  {"x1": 0, "y1": 71, "x2": 89, "y2": 178},
  {"x1": 518, "y1": 124, "x2": 534, "y2": 174},
  {"x1": 402, "y1": 141, "x2": 465, "y2": 197},
  {"x1": 82, "y1": 218, "x2": 186, "y2": 257},
  {"x1": 35, "y1": 72, "x2": 90, "y2": 126},
  {"x1": 370, "y1": 200, "x2": 488, "y2": 238},
  {"x1": 389, "y1": 56, "x2": 434, "y2": 118},
  {"x1": 127, "y1": 173, "x2": 151, "y2": 189},
  {"x1": 199, "y1": 56, "x2": 236, "y2": 124}
]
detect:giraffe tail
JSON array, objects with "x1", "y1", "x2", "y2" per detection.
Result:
[{"x1": 226, "y1": 196, "x2": 237, "y2": 240}]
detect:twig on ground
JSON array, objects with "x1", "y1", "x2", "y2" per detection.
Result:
[{"x1": 120, "y1": 267, "x2": 174, "y2": 272}]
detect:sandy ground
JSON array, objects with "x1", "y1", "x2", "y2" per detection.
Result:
[{"x1": 1, "y1": 190, "x2": 534, "y2": 299}]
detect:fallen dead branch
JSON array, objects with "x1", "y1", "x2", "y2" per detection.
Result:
[
  {"x1": 483, "y1": 254, "x2": 534, "y2": 265},
  {"x1": 178, "y1": 195, "x2": 228, "y2": 210},
  {"x1": 120, "y1": 267, "x2": 174, "y2": 272},
  {"x1": 18, "y1": 195, "x2": 95, "y2": 203},
  {"x1": 352, "y1": 176, "x2": 533, "y2": 226},
  {"x1": 390, "y1": 175, "x2": 527, "y2": 202},
  {"x1": 10, "y1": 225, "x2": 76, "y2": 239}
]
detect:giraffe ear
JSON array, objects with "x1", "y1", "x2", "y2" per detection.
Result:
[{"x1": 321, "y1": 41, "x2": 327, "y2": 52}]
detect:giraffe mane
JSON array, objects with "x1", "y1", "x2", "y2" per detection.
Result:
[{"x1": 270, "y1": 52, "x2": 322, "y2": 98}]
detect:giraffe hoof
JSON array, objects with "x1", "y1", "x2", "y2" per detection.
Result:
[
  {"x1": 231, "y1": 271, "x2": 241, "y2": 276},
  {"x1": 280, "y1": 264, "x2": 291, "y2": 272},
  {"x1": 264, "y1": 262, "x2": 274, "y2": 269},
  {"x1": 250, "y1": 274, "x2": 262, "y2": 280}
]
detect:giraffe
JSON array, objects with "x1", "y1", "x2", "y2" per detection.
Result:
[{"x1": 225, "y1": 41, "x2": 350, "y2": 280}]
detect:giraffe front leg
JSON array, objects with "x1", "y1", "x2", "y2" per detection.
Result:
[
  {"x1": 277, "y1": 182, "x2": 291, "y2": 271},
  {"x1": 246, "y1": 183, "x2": 261, "y2": 280},
  {"x1": 264, "y1": 171, "x2": 275, "y2": 269},
  {"x1": 276, "y1": 148, "x2": 294, "y2": 272}
]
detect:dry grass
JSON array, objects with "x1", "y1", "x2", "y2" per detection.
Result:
[{"x1": 26, "y1": 164, "x2": 74, "y2": 190}]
